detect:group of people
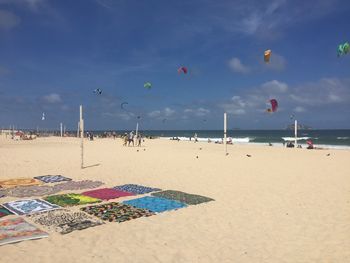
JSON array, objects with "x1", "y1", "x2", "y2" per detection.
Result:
[{"x1": 123, "y1": 131, "x2": 143, "y2": 147}]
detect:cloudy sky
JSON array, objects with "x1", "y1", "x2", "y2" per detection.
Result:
[{"x1": 0, "y1": 0, "x2": 349, "y2": 130}]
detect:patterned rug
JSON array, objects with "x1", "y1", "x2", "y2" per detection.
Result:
[
  {"x1": 113, "y1": 184, "x2": 161, "y2": 195},
  {"x1": 82, "y1": 188, "x2": 134, "y2": 200},
  {"x1": 81, "y1": 202, "x2": 154, "y2": 223},
  {"x1": 34, "y1": 175, "x2": 72, "y2": 184},
  {"x1": 0, "y1": 217, "x2": 48, "y2": 246},
  {"x1": 27, "y1": 209, "x2": 104, "y2": 234},
  {"x1": 151, "y1": 190, "x2": 214, "y2": 205},
  {"x1": 0, "y1": 189, "x2": 6, "y2": 198},
  {"x1": 0, "y1": 206, "x2": 13, "y2": 218},
  {"x1": 0, "y1": 178, "x2": 42, "y2": 189},
  {"x1": 53, "y1": 180, "x2": 104, "y2": 192},
  {"x1": 44, "y1": 194, "x2": 101, "y2": 207},
  {"x1": 2, "y1": 199, "x2": 60, "y2": 215},
  {"x1": 6, "y1": 185, "x2": 59, "y2": 198},
  {"x1": 123, "y1": 196, "x2": 187, "y2": 213}
]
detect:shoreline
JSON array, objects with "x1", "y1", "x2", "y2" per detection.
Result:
[{"x1": 159, "y1": 136, "x2": 350, "y2": 150}]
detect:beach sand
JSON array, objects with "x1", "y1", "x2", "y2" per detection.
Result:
[{"x1": 0, "y1": 136, "x2": 349, "y2": 263}]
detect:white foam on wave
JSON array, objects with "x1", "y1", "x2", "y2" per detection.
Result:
[
  {"x1": 282, "y1": 137, "x2": 310, "y2": 141},
  {"x1": 163, "y1": 136, "x2": 250, "y2": 143},
  {"x1": 337, "y1": 137, "x2": 349, "y2": 139}
]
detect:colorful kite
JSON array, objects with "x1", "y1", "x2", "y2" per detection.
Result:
[
  {"x1": 144, "y1": 82, "x2": 152, "y2": 89},
  {"x1": 266, "y1": 99, "x2": 278, "y2": 113},
  {"x1": 120, "y1": 102, "x2": 128, "y2": 110},
  {"x1": 337, "y1": 42, "x2": 349, "y2": 57},
  {"x1": 93, "y1": 88, "x2": 102, "y2": 95},
  {"x1": 264, "y1": 50, "x2": 271, "y2": 63},
  {"x1": 177, "y1": 66, "x2": 188, "y2": 74}
]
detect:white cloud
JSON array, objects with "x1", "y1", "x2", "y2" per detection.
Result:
[
  {"x1": 264, "y1": 53, "x2": 286, "y2": 71},
  {"x1": 294, "y1": 106, "x2": 305, "y2": 112},
  {"x1": 148, "y1": 107, "x2": 175, "y2": 119},
  {"x1": 184, "y1": 107, "x2": 210, "y2": 117},
  {"x1": 261, "y1": 80, "x2": 288, "y2": 93},
  {"x1": 102, "y1": 112, "x2": 135, "y2": 120},
  {"x1": 228, "y1": 57, "x2": 250, "y2": 73},
  {"x1": 218, "y1": 77, "x2": 350, "y2": 118},
  {"x1": 0, "y1": 10, "x2": 20, "y2": 30},
  {"x1": 164, "y1": 107, "x2": 175, "y2": 117},
  {"x1": 220, "y1": 96, "x2": 247, "y2": 115},
  {"x1": 42, "y1": 93, "x2": 61, "y2": 103},
  {"x1": 290, "y1": 78, "x2": 350, "y2": 106},
  {"x1": 148, "y1": 110, "x2": 161, "y2": 118}
]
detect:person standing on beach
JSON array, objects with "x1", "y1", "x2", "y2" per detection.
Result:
[
  {"x1": 194, "y1": 133, "x2": 198, "y2": 143},
  {"x1": 137, "y1": 133, "x2": 142, "y2": 147},
  {"x1": 128, "y1": 131, "x2": 134, "y2": 146},
  {"x1": 123, "y1": 133, "x2": 128, "y2": 146}
]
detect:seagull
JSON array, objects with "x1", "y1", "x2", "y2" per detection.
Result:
[{"x1": 246, "y1": 154, "x2": 251, "y2": 157}]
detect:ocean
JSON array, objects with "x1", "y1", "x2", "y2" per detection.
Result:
[{"x1": 132, "y1": 129, "x2": 350, "y2": 149}]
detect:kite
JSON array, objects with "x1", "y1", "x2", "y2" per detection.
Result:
[
  {"x1": 266, "y1": 99, "x2": 278, "y2": 113},
  {"x1": 120, "y1": 102, "x2": 128, "y2": 110},
  {"x1": 337, "y1": 42, "x2": 349, "y2": 57},
  {"x1": 137, "y1": 116, "x2": 141, "y2": 119},
  {"x1": 41, "y1": 113, "x2": 45, "y2": 121},
  {"x1": 264, "y1": 50, "x2": 271, "y2": 63},
  {"x1": 177, "y1": 66, "x2": 188, "y2": 74},
  {"x1": 93, "y1": 88, "x2": 102, "y2": 95},
  {"x1": 162, "y1": 118, "x2": 167, "y2": 123},
  {"x1": 144, "y1": 82, "x2": 152, "y2": 89},
  {"x1": 290, "y1": 114, "x2": 295, "y2": 120}
]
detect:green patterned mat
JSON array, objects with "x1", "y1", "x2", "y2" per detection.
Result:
[{"x1": 44, "y1": 193, "x2": 101, "y2": 207}]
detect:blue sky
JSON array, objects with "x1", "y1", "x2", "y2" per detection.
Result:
[{"x1": 0, "y1": 0, "x2": 349, "y2": 130}]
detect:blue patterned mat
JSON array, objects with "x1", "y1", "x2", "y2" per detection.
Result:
[
  {"x1": 113, "y1": 184, "x2": 161, "y2": 195},
  {"x1": 123, "y1": 196, "x2": 186, "y2": 213},
  {"x1": 34, "y1": 175, "x2": 72, "y2": 184}
]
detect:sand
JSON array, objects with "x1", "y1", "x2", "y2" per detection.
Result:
[{"x1": 0, "y1": 135, "x2": 349, "y2": 263}]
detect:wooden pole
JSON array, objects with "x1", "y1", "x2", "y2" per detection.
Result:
[
  {"x1": 80, "y1": 105, "x2": 84, "y2": 169},
  {"x1": 294, "y1": 119, "x2": 298, "y2": 147},
  {"x1": 60, "y1": 123, "x2": 63, "y2": 137},
  {"x1": 224, "y1": 112, "x2": 227, "y2": 155}
]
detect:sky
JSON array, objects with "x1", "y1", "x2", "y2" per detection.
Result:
[{"x1": 0, "y1": 0, "x2": 350, "y2": 131}]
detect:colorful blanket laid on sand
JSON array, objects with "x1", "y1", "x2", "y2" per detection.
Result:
[
  {"x1": 0, "y1": 217, "x2": 48, "y2": 246},
  {"x1": 82, "y1": 188, "x2": 134, "y2": 200},
  {"x1": 152, "y1": 190, "x2": 214, "y2": 205},
  {"x1": 44, "y1": 194, "x2": 101, "y2": 207},
  {"x1": 123, "y1": 196, "x2": 187, "y2": 213},
  {"x1": 34, "y1": 175, "x2": 72, "y2": 184},
  {"x1": 0, "y1": 206, "x2": 13, "y2": 218},
  {"x1": 2, "y1": 199, "x2": 60, "y2": 215},
  {"x1": 81, "y1": 202, "x2": 154, "y2": 223},
  {"x1": 27, "y1": 209, "x2": 104, "y2": 234},
  {"x1": 53, "y1": 180, "x2": 104, "y2": 192},
  {"x1": 5, "y1": 185, "x2": 59, "y2": 198},
  {"x1": 0, "y1": 178, "x2": 42, "y2": 189},
  {"x1": 113, "y1": 184, "x2": 161, "y2": 195},
  {"x1": 0, "y1": 189, "x2": 6, "y2": 198}
]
